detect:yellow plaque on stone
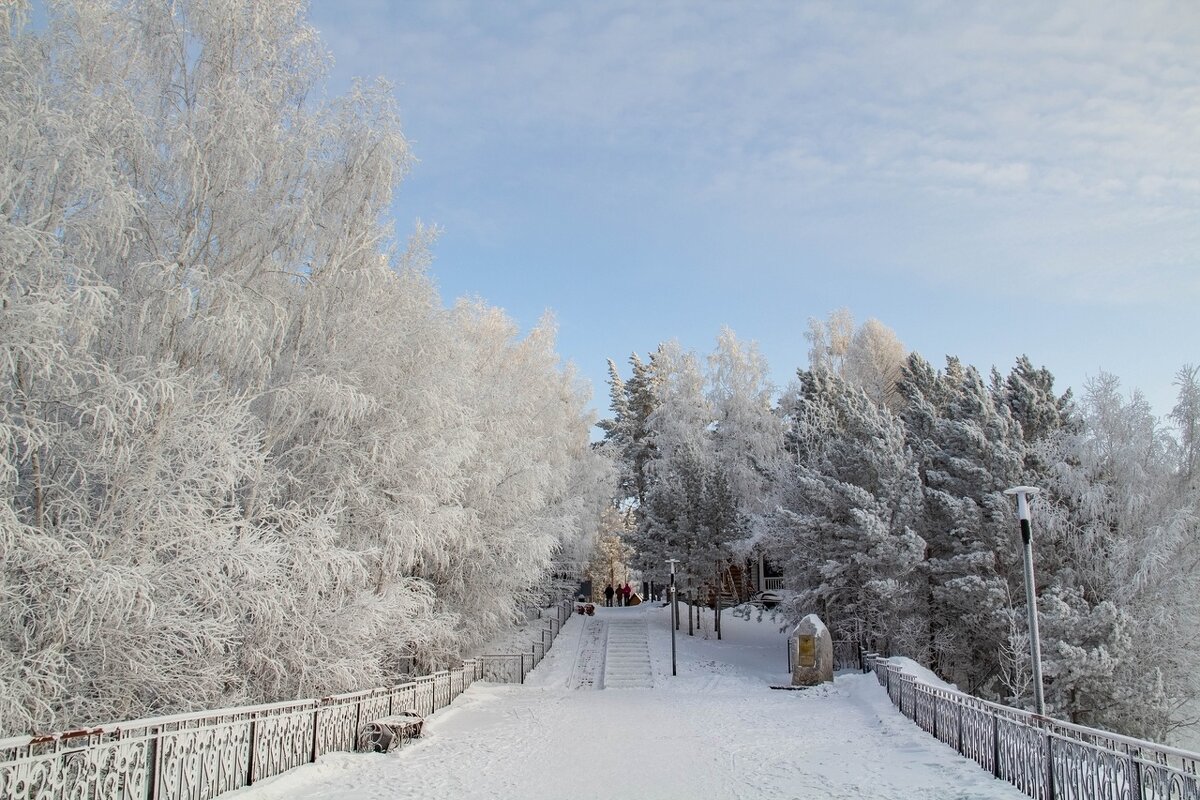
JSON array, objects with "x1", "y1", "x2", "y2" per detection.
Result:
[{"x1": 798, "y1": 635, "x2": 816, "y2": 667}]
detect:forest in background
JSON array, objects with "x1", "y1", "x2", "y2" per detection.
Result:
[
  {"x1": 0, "y1": 0, "x2": 611, "y2": 736},
  {"x1": 601, "y1": 312, "x2": 1199, "y2": 743}
]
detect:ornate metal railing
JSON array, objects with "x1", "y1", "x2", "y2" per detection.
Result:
[
  {"x1": 0, "y1": 600, "x2": 573, "y2": 800},
  {"x1": 865, "y1": 654, "x2": 1200, "y2": 800}
]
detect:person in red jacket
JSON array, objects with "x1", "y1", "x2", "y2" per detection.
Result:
[{"x1": 622, "y1": 582, "x2": 632, "y2": 605}]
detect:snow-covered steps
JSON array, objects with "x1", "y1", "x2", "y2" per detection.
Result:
[
  {"x1": 568, "y1": 617, "x2": 608, "y2": 690},
  {"x1": 602, "y1": 618, "x2": 653, "y2": 689}
]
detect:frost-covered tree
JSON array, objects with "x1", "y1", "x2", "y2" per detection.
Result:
[
  {"x1": 1034, "y1": 373, "x2": 1197, "y2": 738},
  {"x1": 773, "y1": 368, "x2": 925, "y2": 650},
  {"x1": 0, "y1": 0, "x2": 610, "y2": 735},
  {"x1": 898, "y1": 354, "x2": 1027, "y2": 692},
  {"x1": 806, "y1": 310, "x2": 906, "y2": 411},
  {"x1": 844, "y1": 318, "x2": 907, "y2": 411},
  {"x1": 707, "y1": 328, "x2": 783, "y2": 536},
  {"x1": 1172, "y1": 365, "x2": 1200, "y2": 489},
  {"x1": 606, "y1": 333, "x2": 783, "y2": 599},
  {"x1": 1037, "y1": 587, "x2": 1151, "y2": 734},
  {"x1": 994, "y1": 356, "x2": 1076, "y2": 446},
  {"x1": 634, "y1": 343, "x2": 721, "y2": 584},
  {"x1": 585, "y1": 507, "x2": 636, "y2": 600},
  {"x1": 598, "y1": 353, "x2": 659, "y2": 507},
  {"x1": 805, "y1": 308, "x2": 856, "y2": 377}
]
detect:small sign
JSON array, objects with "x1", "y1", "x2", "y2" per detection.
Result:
[{"x1": 797, "y1": 635, "x2": 816, "y2": 667}]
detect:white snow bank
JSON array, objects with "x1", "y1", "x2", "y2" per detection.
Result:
[
  {"x1": 220, "y1": 604, "x2": 1026, "y2": 799},
  {"x1": 221, "y1": 752, "x2": 378, "y2": 799},
  {"x1": 795, "y1": 612, "x2": 829, "y2": 637},
  {"x1": 886, "y1": 656, "x2": 956, "y2": 690}
]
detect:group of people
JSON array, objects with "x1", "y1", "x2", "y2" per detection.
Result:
[{"x1": 603, "y1": 582, "x2": 634, "y2": 607}]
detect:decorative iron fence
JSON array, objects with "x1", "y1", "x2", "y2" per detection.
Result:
[
  {"x1": 865, "y1": 654, "x2": 1200, "y2": 800},
  {"x1": 0, "y1": 600, "x2": 573, "y2": 800}
]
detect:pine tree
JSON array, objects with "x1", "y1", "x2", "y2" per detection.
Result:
[
  {"x1": 898, "y1": 355, "x2": 1026, "y2": 693},
  {"x1": 997, "y1": 356, "x2": 1076, "y2": 445},
  {"x1": 634, "y1": 342, "x2": 717, "y2": 586},
  {"x1": 774, "y1": 368, "x2": 925, "y2": 650},
  {"x1": 598, "y1": 353, "x2": 659, "y2": 507}
]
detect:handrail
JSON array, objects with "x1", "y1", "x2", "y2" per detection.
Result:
[
  {"x1": 865, "y1": 653, "x2": 1200, "y2": 800},
  {"x1": 0, "y1": 599, "x2": 574, "y2": 800}
]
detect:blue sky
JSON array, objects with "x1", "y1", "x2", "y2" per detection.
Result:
[{"x1": 306, "y1": 1, "x2": 1199, "y2": 426}]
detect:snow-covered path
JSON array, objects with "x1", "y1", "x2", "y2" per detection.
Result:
[
  {"x1": 568, "y1": 616, "x2": 608, "y2": 689},
  {"x1": 225, "y1": 605, "x2": 1027, "y2": 800}
]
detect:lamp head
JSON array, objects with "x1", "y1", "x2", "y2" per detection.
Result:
[{"x1": 1004, "y1": 486, "x2": 1041, "y2": 522}]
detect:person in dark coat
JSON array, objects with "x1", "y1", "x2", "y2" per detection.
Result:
[{"x1": 604, "y1": 583, "x2": 615, "y2": 607}]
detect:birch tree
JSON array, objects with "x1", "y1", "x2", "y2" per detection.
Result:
[{"x1": 1, "y1": 0, "x2": 610, "y2": 735}]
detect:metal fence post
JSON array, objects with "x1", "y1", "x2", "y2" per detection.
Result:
[
  {"x1": 931, "y1": 692, "x2": 938, "y2": 740},
  {"x1": 1130, "y1": 748, "x2": 1144, "y2": 800},
  {"x1": 246, "y1": 718, "x2": 257, "y2": 787},
  {"x1": 1045, "y1": 731, "x2": 1055, "y2": 800},
  {"x1": 311, "y1": 705, "x2": 321, "y2": 763},
  {"x1": 993, "y1": 713, "x2": 1001, "y2": 779}
]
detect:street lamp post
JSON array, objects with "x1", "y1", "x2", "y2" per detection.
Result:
[
  {"x1": 1005, "y1": 485, "x2": 1046, "y2": 716},
  {"x1": 665, "y1": 559, "x2": 679, "y2": 677}
]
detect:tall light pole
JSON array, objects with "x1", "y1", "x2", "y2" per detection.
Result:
[
  {"x1": 1005, "y1": 486, "x2": 1046, "y2": 716},
  {"x1": 665, "y1": 558, "x2": 679, "y2": 677}
]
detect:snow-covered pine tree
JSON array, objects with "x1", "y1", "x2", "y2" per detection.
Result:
[
  {"x1": 598, "y1": 353, "x2": 659, "y2": 508},
  {"x1": 773, "y1": 367, "x2": 925, "y2": 650},
  {"x1": 995, "y1": 356, "x2": 1076, "y2": 446},
  {"x1": 634, "y1": 342, "x2": 719, "y2": 591},
  {"x1": 897, "y1": 354, "x2": 1026, "y2": 694}
]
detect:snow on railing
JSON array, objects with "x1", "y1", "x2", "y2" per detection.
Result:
[
  {"x1": 0, "y1": 600, "x2": 574, "y2": 800},
  {"x1": 864, "y1": 653, "x2": 1200, "y2": 800}
]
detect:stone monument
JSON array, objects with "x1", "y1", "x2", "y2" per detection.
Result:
[{"x1": 790, "y1": 613, "x2": 834, "y2": 686}]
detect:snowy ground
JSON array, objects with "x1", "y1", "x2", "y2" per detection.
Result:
[{"x1": 224, "y1": 604, "x2": 1027, "y2": 800}]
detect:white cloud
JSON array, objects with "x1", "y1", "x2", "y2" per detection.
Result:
[{"x1": 310, "y1": 1, "x2": 1200, "y2": 307}]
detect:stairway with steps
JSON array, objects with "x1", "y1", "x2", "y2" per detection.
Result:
[{"x1": 601, "y1": 618, "x2": 653, "y2": 688}]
